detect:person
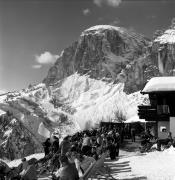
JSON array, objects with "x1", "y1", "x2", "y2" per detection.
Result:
[
  {"x1": 49, "y1": 153, "x2": 60, "y2": 174},
  {"x1": 57, "y1": 155, "x2": 79, "y2": 180},
  {"x1": 106, "y1": 138, "x2": 116, "y2": 160},
  {"x1": 0, "y1": 160, "x2": 11, "y2": 180},
  {"x1": 114, "y1": 131, "x2": 120, "y2": 157},
  {"x1": 66, "y1": 151, "x2": 84, "y2": 177},
  {"x1": 145, "y1": 129, "x2": 154, "y2": 140},
  {"x1": 96, "y1": 133, "x2": 102, "y2": 147},
  {"x1": 90, "y1": 146, "x2": 99, "y2": 160},
  {"x1": 60, "y1": 136, "x2": 71, "y2": 156},
  {"x1": 13, "y1": 158, "x2": 36, "y2": 180},
  {"x1": 167, "y1": 132, "x2": 173, "y2": 142},
  {"x1": 19, "y1": 158, "x2": 29, "y2": 176},
  {"x1": 101, "y1": 134, "x2": 107, "y2": 152},
  {"x1": 131, "y1": 127, "x2": 136, "y2": 142},
  {"x1": 42, "y1": 138, "x2": 51, "y2": 156},
  {"x1": 163, "y1": 131, "x2": 173, "y2": 149},
  {"x1": 81, "y1": 133, "x2": 92, "y2": 156},
  {"x1": 20, "y1": 165, "x2": 37, "y2": 180},
  {"x1": 15, "y1": 158, "x2": 30, "y2": 180},
  {"x1": 51, "y1": 136, "x2": 60, "y2": 154},
  {"x1": 120, "y1": 127, "x2": 124, "y2": 144}
]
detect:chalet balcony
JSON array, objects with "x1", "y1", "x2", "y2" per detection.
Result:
[
  {"x1": 157, "y1": 105, "x2": 170, "y2": 115},
  {"x1": 138, "y1": 105, "x2": 157, "y2": 119},
  {"x1": 138, "y1": 105, "x2": 169, "y2": 121}
]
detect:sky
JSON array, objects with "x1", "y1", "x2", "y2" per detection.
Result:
[{"x1": 0, "y1": 0, "x2": 175, "y2": 92}]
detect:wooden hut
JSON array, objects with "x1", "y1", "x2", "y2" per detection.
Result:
[{"x1": 138, "y1": 77, "x2": 175, "y2": 139}]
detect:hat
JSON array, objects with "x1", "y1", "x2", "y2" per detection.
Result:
[
  {"x1": 108, "y1": 131, "x2": 113, "y2": 135},
  {"x1": 22, "y1": 158, "x2": 26, "y2": 162}
]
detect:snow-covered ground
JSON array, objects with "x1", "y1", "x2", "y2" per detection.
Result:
[
  {"x1": 4, "y1": 153, "x2": 44, "y2": 168},
  {"x1": 4, "y1": 147, "x2": 175, "y2": 180},
  {"x1": 106, "y1": 147, "x2": 175, "y2": 180},
  {"x1": 130, "y1": 147, "x2": 175, "y2": 180}
]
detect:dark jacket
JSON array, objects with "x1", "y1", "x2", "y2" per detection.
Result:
[
  {"x1": 59, "y1": 163, "x2": 79, "y2": 180},
  {"x1": 60, "y1": 140, "x2": 70, "y2": 156}
]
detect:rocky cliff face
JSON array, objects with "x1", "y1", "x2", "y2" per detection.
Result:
[
  {"x1": 43, "y1": 25, "x2": 151, "y2": 93},
  {"x1": 150, "y1": 28, "x2": 175, "y2": 76},
  {"x1": 0, "y1": 115, "x2": 43, "y2": 160}
]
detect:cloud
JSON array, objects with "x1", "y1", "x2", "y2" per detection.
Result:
[
  {"x1": 32, "y1": 64, "x2": 42, "y2": 69},
  {"x1": 93, "y1": 0, "x2": 122, "y2": 7},
  {"x1": 83, "y1": 8, "x2": 91, "y2": 16},
  {"x1": 147, "y1": 15, "x2": 157, "y2": 20},
  {"x1": 110, "y1": 18, "x2": 120, "y2": 26},
  {"x1": 98, "y1": 17, "x2": 104, "y2": 21},
  {"x1": 35, "y1": 51, "x2": 59, "y2": 64},
  {"x1": 93, "y1": 0, "x2": 103, "y2": 7},
  {"x1": 128, "y1": 26, "x2": 136, "y2": 32}
]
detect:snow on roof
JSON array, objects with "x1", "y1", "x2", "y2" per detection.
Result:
[
  {"x1": 142, "y1": 77, "x2": 175, "y2": 93},
  {"x1": 125, "y1": 115, "x2": 146, "y2": 123},
  {"x1": 154, "y1": 29, "x2": 175, "y2": 44}
]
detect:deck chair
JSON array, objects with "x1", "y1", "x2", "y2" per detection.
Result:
[
  {"x1": 81, "y1": 161, "x2": 96, "y2": 180},
  {"x1": 92, "y1": 152, "x2": 116, "y2": 180}
]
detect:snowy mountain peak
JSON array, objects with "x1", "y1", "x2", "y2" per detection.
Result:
[
  {"x1": 83, "y1": 25, "x2": 123, "y2": 34},
  {"x1": 154, "y1": 29, "x2": 175, "y2": 44},
  {"x1": 44, "y1": 25, "x2": 149, "y2": 93}
]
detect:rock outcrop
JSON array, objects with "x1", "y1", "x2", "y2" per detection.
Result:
[
  {"x1": 150, "y1": 28, "x2": 175, "y2": 76},
  {"x1": 0, "y1": 115, "x2": 43, "y2": 160},
  {"x1": 43, "y1": 25, "x2": 151, "y2": 93}
]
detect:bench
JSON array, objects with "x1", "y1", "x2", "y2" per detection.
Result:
[{"x1": 81, "y1": 152, "x2": 116, "y2": 180}]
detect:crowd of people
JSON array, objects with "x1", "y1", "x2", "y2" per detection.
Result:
[
  {"x1": 139, "y1": 128, "x2": 175, "y2": 152},
  {"x1": 1, "y1": 119, "x2": 175, "y2": 180},
  {"x1": 0, "y1": 125, "x2": 123, "y2": 180},
  {"x1": 40, "y1": 126, "x2": 122, "y2": 179}
]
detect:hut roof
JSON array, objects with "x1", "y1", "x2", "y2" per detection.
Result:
[{"x1": 142, "y1": 77, "x2": 175, "y2": 94}]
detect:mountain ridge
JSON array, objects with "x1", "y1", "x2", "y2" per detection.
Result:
[{"x1": 43, "y1": 25, "x2": 150, "y2": 93}]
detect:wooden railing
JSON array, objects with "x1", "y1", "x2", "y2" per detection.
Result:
[{"x1": 138, "y1": 105, "x2": 169, "y2": 121}]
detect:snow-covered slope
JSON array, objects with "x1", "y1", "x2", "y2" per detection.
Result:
[
  {"x1": 0, "y1": 73, "x2": 149, "y2": 159},
  {"x1": 51, "y1": 73, "x2": 149, "y2": 129}
]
